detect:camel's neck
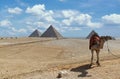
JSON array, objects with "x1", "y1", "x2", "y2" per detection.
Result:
[{"x1": 100, "y1": 39, "x2": 106, "y2": 49}]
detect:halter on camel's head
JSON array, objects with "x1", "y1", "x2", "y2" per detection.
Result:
[{"x1": 100, "y1": 36, "x2": 113, "y2": 41}]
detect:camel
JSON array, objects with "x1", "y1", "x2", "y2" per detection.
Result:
[{"x1": 89, "y1": 36, "x2": 112, "y2": 67}]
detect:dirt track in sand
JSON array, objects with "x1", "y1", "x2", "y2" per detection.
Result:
[
  {"x1": 0, "y1": 38, "x2": 120, "y2": 79},
  {"x1": 10, "y1": 58, "x2": 120, "y2": 79}
]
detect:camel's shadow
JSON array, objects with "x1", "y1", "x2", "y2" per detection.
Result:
[{"x1": 70, "y1": 64, "x2": 92, "y2": 77}]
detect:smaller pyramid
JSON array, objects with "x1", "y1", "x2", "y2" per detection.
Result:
[
  {"x1": 41, "y1": 25, "x2": 63, "y2": 38},
  {"x1": 29, "y1": 29, "x2": 41, "y2": 37},
  {"x1": 86, "y1": 30, "x2": 98, "y2": 39}
]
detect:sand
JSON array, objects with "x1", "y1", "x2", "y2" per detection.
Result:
[{"x1": 0, "y1": 38, "x2": 119, "y2": 79}]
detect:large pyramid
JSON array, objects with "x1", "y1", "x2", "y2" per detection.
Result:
[
  {"x1": 86, "y1": 30, "x2": 98, "y2": 39},
  {"x1": 29, "y1": 29, "x2": 41, "y2": 37},
  {"x1": 41, "y1": 25, "x2": 63, "y2": 38}
]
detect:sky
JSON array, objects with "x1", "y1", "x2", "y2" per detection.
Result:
[{"x1": 0, "y1": 0, "x2": 120, "y2": 37}]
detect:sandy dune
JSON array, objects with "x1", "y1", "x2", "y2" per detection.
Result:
[{"x1": 0, "y1": 38, "x2": 119, "y2": 79}]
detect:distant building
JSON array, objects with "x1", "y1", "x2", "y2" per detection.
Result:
[
  {"x1": 29, "y1": 29, "x2": 41, "y2": 37},
  {"x1": 86, "y1": 30, "x2": 98, "y2": 39},
  {"x1": 41, "y1": 25, "x2": 63, "y2": 38}
]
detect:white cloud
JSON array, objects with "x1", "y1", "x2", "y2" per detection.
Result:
[
  {"x1": 18, "y1": 28, "x2": 27, "y2": 33},
  {"x1": 8, "y1": 7, "x2": 23, "y2": 14},
  {"x1": 27, "y1": 25, "x2": 44, "y2": 33},
  {"x1": 62, "y1": 17, "x2": 74, "y2": 26},
  {"x1": 11, "y1": 27, "x2": 27, "y2": 33},
  {"x1": 87, "y1": 21, "x2": 102, "y2": 28},
  {"x1": 0, "y1": 19, "x2": 27, "y2": 36},
  {"x1": 61, "y1": 10, "x2": 102, "y2": 28},
  {"x1": 27, "y1": 26, "x2": 36, "y2": 31},
  {"x1": 26, "y1": 4, "x2": 55, "y2": 22},
  {"x1": 63, "y1": 27, "x2": 81, "y2": 31},
  {"x1": 102, "y1": 14, "x2": 120, "y2": 24},
  {"x1": 33, "y1": 21, "x2": 49, "y2": 28},
  {"x1": 62, "y1": 19, "x2": 72, "y2": 26},
  {"x1": 24, "y1": 4, "x2": 102, "y2": 35},
  {"x1": 0, "y1": 20, "x2": 12, "y2": 27},
  {"x1": 44, "y1": 10, "x2": 55, "y2": 22},
  {"x1": 26, "y1": 4, "x2": 45, "y2": 15},
  {"x1": 62, "y1": 10, "x2": 79, "y2": 18},
  {"x1": 26, "y1": 21, "x2": 50, "y2": 32},
  {"x1": 75, "y1": 14, "x2": 91, "y2": 25}
]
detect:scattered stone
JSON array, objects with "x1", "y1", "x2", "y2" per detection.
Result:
[{"x1": 57, "y1": 70, "x2": 68, "y2": 78}]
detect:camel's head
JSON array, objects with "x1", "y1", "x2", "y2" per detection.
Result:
[
  {"x1": 100, "y1": 36, "x2": 115, "y2": 42},
  {"x1": 99, "y1": 36, "x2": 115, "y2": 49}
]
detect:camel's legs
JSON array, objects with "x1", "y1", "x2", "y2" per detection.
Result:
[
  {"x1": 96, "y1": 50, "x2": 100, "y2": 66},
  {"x1": 89, "y1": 50, "x2": 94, "y2": 67}
]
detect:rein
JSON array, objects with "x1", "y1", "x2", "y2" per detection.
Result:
[{"x1": 106, "y1": 41, "x2": 120, "y2": 58}]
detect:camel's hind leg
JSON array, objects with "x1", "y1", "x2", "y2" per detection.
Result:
[
  {"x1": 96, "y1": 50, "x2": 101, "y2": 66},
  {"x1": 89, "y1": 50, "x2": 94, "y2": 67}
]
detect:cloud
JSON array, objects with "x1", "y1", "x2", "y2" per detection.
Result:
[
  {"x1": 102, "y1": 14, "x2": 120, "y2": 24},
  {"x1": 62, "y1": 19, "x2": 72, "y2": 26},
  {"x1": 26, "y1": 4, "x2": 45, "y2": 15},
  {"x1": 63, "y1": 27, "x2": 81, "y2": 31},
  {"x1": 0, "y1": 20, "x2": 12, "y2": 27},
  {"x1": 61, "y1": 10, "x2": 102, "y2": 28},
  {"x1": 26, "y1": 5, "x2": 93, "y2": 31},
  {"x1": 24, "y1": 5, "x2": 103, "y2": 35},
  {"x1": 33, "y1": 22, "x2": 48, "y2": 28},
  {"x1": 86, "y1": 21, "x2": 102, "y2": 28},
  {"x1": 62, "y1": 10, "x2": 79, "y2": 18},
  {"x1": 75, "y1": 14, "x2": 91, "y2": 25},
  {"x1": 4, "y1": 4, "x2": 103, "y2": 36},
  {"x1": 26, "y1": 21, "x2": 50, "y2": 32},
  {"x1": 43, "y1": 11, "x2": 55, "y2": 22},
  {"x1": 11, "y1": 27, "x2": 27, "y2": 33},
  {"x1": 0, "y1": 19, "x2": 27, "y2": 36},
  {"x1": 26, "y1": 4, "x2": 55, "y2": 22},
  {"x1": 2, "y1": 28, "x2": 27, "y2": 36},
  {"x1": 8, "y1": 7, "x2": 23, "y2": 14}
]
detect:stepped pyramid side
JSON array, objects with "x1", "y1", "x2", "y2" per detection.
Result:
[
  {"x1": 86, "y1": 30, "x2": 98, "y2": 39},
  {"x1": 29, "y1": 29, "x2": 41, "y2": 37},
  {"x1": 41, "y1": 25, "x2": 63, "y2": 38}
]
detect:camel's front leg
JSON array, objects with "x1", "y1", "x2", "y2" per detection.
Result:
[
  {"x1": 89, "y1": 50, "x2": 94, "y2": 67},
  {"x1": 96, "y1": 50, "x2": 101, "y2": 66}
]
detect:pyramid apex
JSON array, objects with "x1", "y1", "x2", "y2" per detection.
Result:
[
  {"x1": 29, "y1": 29, "x2": 41, "y2": 37},
  {"x1": 50, "y1": 25, "x2": 53, "y2": 26},
  {"x1": 49, "y1": 25, "x2": 54, "y2": 28},
  {"x1": 86, "y1": 30, "x2": 98, "y2": 39},
  {"x1": 35, "y1": 29, "x2": 38, "y2": 30},
  {"x1": 34, "y1": 29, "x2": 39, "y2": 31},
  {"x1": 41, "y1": 25, "x2": 63, "y2": 38}
]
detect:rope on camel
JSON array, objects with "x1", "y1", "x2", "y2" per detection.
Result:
[{"x1": 106, "y1": 41, "x2": 120, "y2": 58}]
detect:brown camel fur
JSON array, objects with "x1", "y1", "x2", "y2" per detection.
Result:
[{"x1": 89, "y1": 36, "x2": 112, "y2": 67}]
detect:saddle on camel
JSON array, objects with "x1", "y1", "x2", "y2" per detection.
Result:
[{"x1": 89, "y1": 33, "x2": 101, "y2": 50}]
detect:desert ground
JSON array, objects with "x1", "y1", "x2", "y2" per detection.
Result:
[{"x1": 0, "y1": 37, "x2": 120, "y2": 79}]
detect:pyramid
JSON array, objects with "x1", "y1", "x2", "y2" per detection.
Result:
[
  {"x1": 29, "y1": 29, "x2": 41, "y2": 37},
  {"x1": 86, "y1": 30, "x2": 98, "y2": 39},
  {"x1": 41, "y1": 25, "x2": 63, "y2": 38}
]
